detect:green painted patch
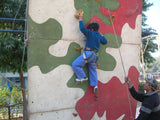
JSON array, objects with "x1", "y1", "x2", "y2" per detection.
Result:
[
  {"x1": 28, "y1": 0, "x2": 121, "y2": 94},
  {"x1": 28, "y1": 17, "x2": 62, "y2": 40},
  {"x1": 28, "y1": 38, "x2": 81, "y2": 73},
  {"x1": 67, "y1": 66, "x2": 89, "y2": 92},
  {"x1": 28, "y1": 17, "x2": 80, "y2": 73},
  {"x1": 74, "y1": 0, "x2": 120, "y2": 25},
  {"x1": 105, "y1": 33, "x2": 122, "y2": 48}
]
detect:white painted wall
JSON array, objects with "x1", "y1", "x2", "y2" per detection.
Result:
[{"x1": 28, "y1": 0, "x2": 142, "y2": 119}]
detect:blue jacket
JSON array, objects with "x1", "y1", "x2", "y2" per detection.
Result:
[
  {"x1": 79, "y1": 20, "x2": 107, "y2": 51},
  {"x1": 129, "y1": 86, "x2": 160, "y2": 120}
]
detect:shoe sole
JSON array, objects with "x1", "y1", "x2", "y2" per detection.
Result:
[
  {"x1": 75, "y1": 78, "x2": 88, "y2": 83},
  {"x1": 75, "y1": 80, "x2": 88, "y2": 85}
]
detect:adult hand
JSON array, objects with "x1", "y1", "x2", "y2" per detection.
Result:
[{"x1": 125, "y1": 77, "x2": 133, "y2": 88}]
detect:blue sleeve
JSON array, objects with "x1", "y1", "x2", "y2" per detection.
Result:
[
  {"x1": 79, "y1": 20, "x2": 89, "y2": 36},
  {"x1": 100, "y1": 35, "x2": 107, "y2": 45}
]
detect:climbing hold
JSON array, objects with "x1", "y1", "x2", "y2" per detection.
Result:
[
  {"x1": 74, "y1": 9, "x2": 83, "y2": 19},
  {"x1": 96, "y1": 63, "x2": 100, "y2": 68},
  {"x1": 109, "y1": 15, "x2": 115, "y2": 24},
  {"x1": 72, "y1": 113, "x2": 78, "y2": 117},
  {"x1": 74, "y1": 46, "x2": 83, "y2": 52},
  {"x1": 96, "y1": 0, "x2": 101, "y2": 3}
]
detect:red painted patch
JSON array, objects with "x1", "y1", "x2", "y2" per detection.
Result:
[
  {"x1": 72, "y1": 113, "x2": 78, "y2": 117},
  {"x1": 76, "y1": 66, "x2": 139, "y2": 120},
  {"x1": 88, "y1": 0, "x2": 142, "y2": 35}
]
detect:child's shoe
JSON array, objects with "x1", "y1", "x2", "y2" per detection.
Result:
[
  {"x1": 75, "y1": 77, "x2": 88, "y2": 84},
  {"x1": 94, "y1": 86, "x2": 98, "y2": 94}
]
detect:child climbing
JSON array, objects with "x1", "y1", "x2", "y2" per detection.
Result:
[{"x1": 72, "y1": 10, "x2": 107, "y2": 94}]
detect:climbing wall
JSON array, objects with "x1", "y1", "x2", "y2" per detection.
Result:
[{"x1": 28, "y1": 0, "x2": 142, "y2": 120}]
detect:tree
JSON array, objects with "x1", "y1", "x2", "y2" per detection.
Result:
[
  {"x1": 142, "y1": 0, "x2": 158, "y2": 68},
  {"x1": 0, "y1": 0, "x2": 28, "y2": 119},
  {"x1": 146, "y1": 56, "x2": 160, "y2": 72},
  {"x1": 0, "y1": 87, "x2": 22, "y2": 119}
]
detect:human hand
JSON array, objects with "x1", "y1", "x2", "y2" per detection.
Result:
[
  {"x1": 75, "y1": 9, "x2": 83, "y2": 20},
  {"x1": 79, "y1": 15, "x2": 83, "y2": 20},
  {"x1": 99, "y1": 32, "x2": 102, "y2": 35},
  {"x1": 125, "y1": 77, "x2": 133, "y2": 88}
]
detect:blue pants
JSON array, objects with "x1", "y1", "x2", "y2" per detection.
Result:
[{"x1": 72, "y1": 51, "x2": 98, "y2": 86}]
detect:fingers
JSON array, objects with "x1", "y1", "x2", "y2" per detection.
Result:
[
  {"x1": 125, "y1": 77, "x2": 129, "y2": 83},
  {"x1": 79, "y1": 15, "x2": 83, "y2": 20},
  {"x1": 125, "y1": 77, "x2": 133, "y2": 88},
  {"x1": 75, "y1": 9, "x2": 83, "y2": 20}
]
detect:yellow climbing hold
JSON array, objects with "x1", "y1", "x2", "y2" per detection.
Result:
[
  {"x1": 109, "y1": 15, "x2": 115, "y2": 24},
  {"x1": 97, "y1": 63, "x2": 100, "y2": 68},
  {"x1": 74, "y1": 46, "x2": 83, "y2": 52},
  {"x1": 75, "y1": 9, "x2": 83, "y2": 19},
  {"x1": 96, "y1": 0, "x2": 101, "y2": 3}
]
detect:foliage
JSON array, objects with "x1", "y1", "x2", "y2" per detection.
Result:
[
  {"x1": 0, "y1": 0, "x2": 28, "y2": 119},
  {"x1": 0, "y1": 87, "x2": 11, "y2": 107},
  {"x1": 138, "y1": 81, "x2": 145, "y2": 93},
  {"x1": 142, "y1": 0, "x2": 153, "y2": 26},
  {"x1": 0, "y1": 87, "x2": 22, "y2": 106},
  {"x1": 0, "y1": 87, "x2": 22, "y2": 119},
  {"x1": 0, "y1": 0, "x2": 26, "y2": 18},
  {"x1": 0, "y1": 32, "x2": 27, "y2": 73},
  {"x1": 0, "y1": 0, "x2": 27, "y2": 73},
  {"x1": 142, "y1": 36, "x2": 158, "y2": 68},
  {"x1": 142, "y1": 0, "x2": 158, "y2": 68},
  {"x1": 146, "y1": 56, "x2": 160, "y2": 72},
  {"x1": 11, "y1": 87, "x2": 22, "y2": 105}
]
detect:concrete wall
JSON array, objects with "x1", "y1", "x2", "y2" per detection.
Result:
[{"x1": 28, "y1": 0, "x2": 142, "y2": 119}]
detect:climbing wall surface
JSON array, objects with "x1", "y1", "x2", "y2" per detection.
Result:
[{"x1": 28, "y1": 0, "x2": 142, "y2": 120}]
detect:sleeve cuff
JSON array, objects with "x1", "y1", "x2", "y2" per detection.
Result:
[{"x1": 129, "y1": 84, "x2": 134, "y2": 89}]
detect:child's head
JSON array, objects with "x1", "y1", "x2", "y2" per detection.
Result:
[{"x1": 87, "y1": 23, "x2": 99, "y2": 31}]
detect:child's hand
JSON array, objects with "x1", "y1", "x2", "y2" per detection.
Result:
[
  {"x1": 99, "y1": 32, "x2": 103, "y2": 35},
  {"x1": 79, "y1": 15, "x2": 83, "y2": 20},
  {"x1": 75, "y1": 9, "x2": 83, "y2": 20}
]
